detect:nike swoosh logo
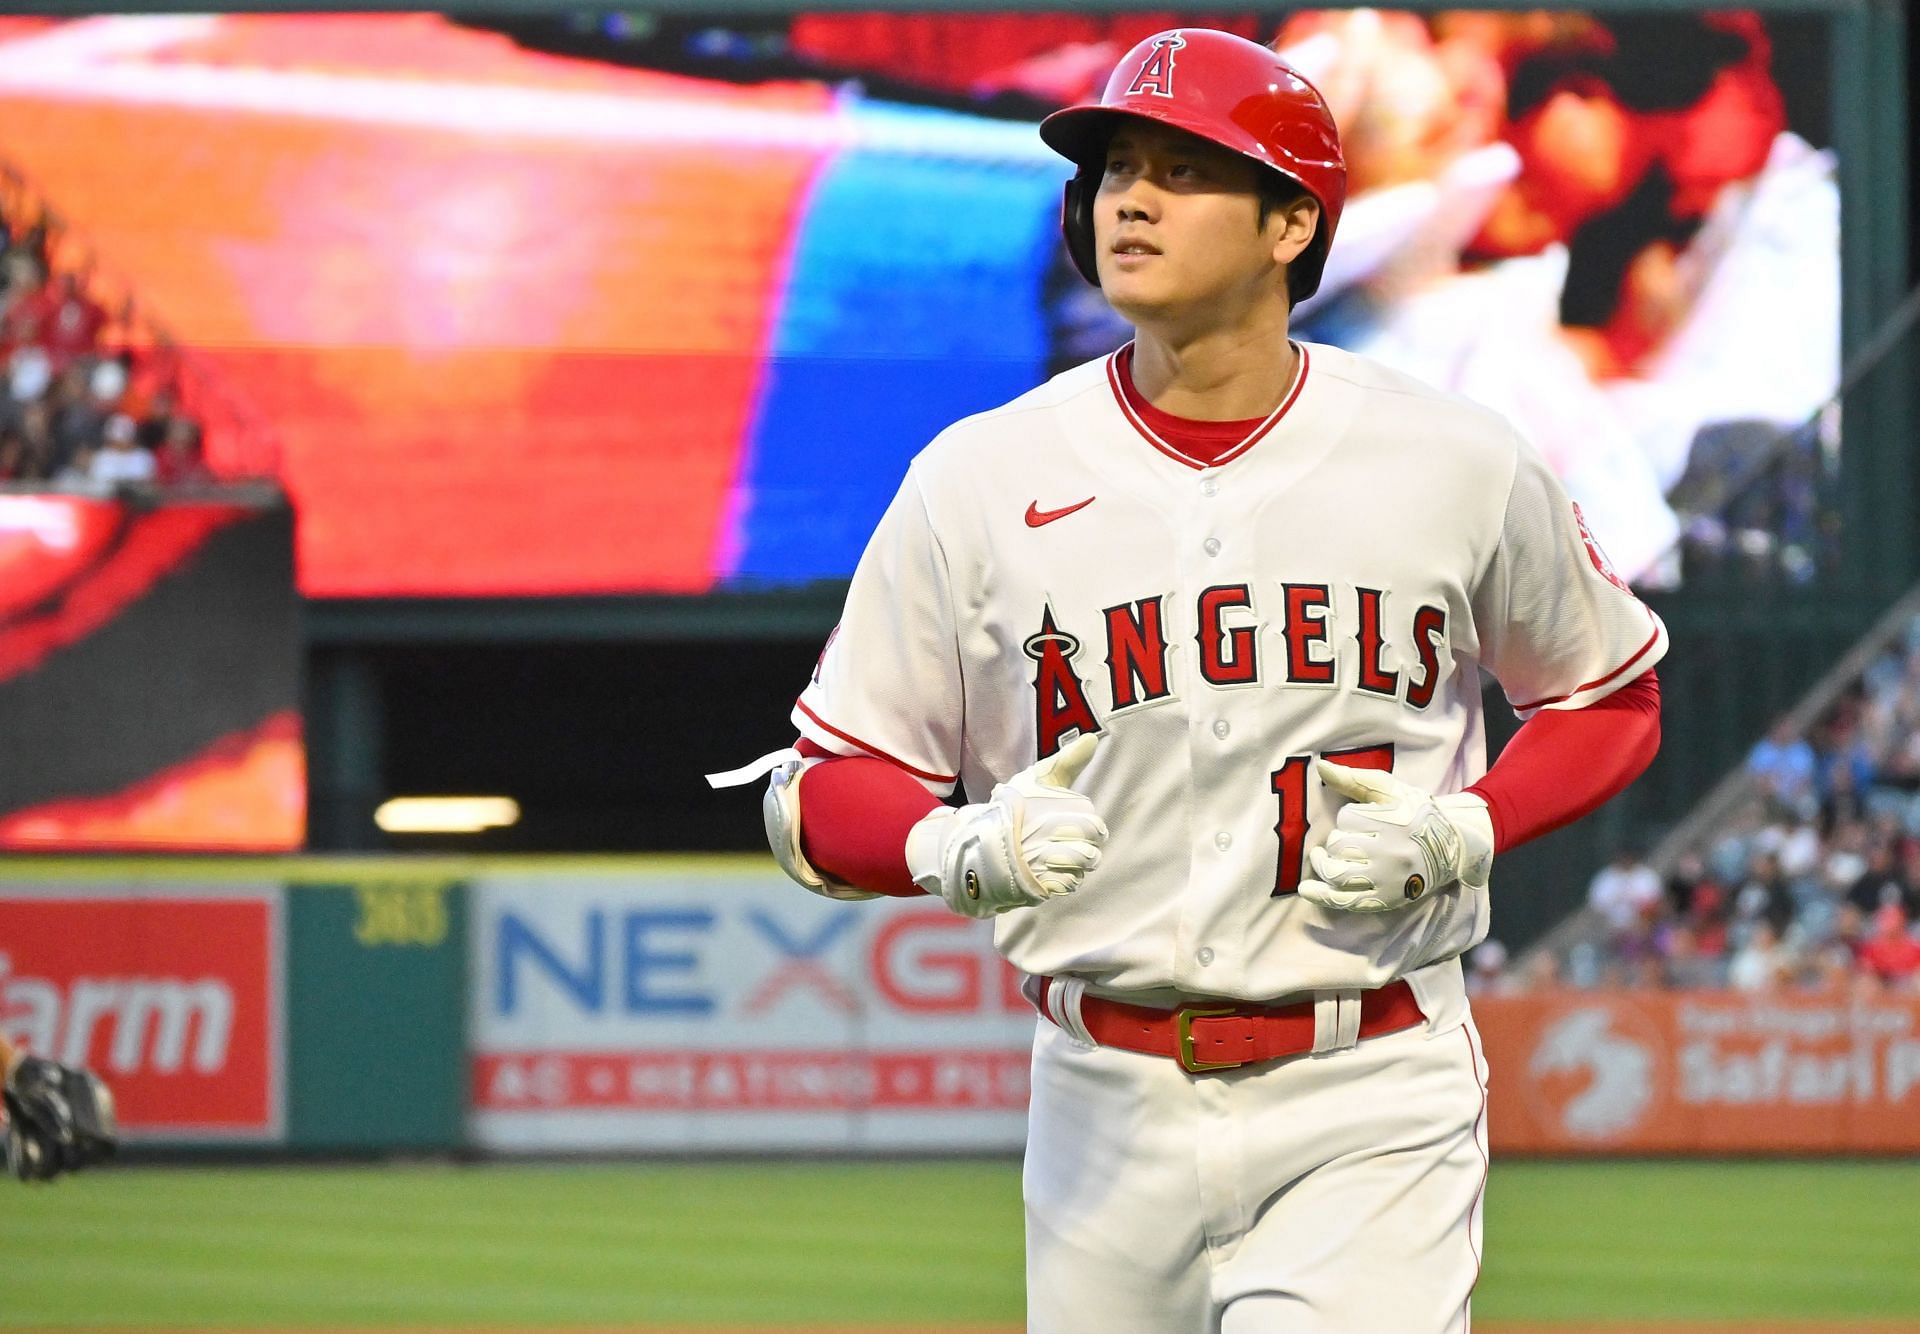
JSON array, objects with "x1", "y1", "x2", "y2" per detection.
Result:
[{"x1": 1025, "y1": 497, "x2": 1096, "y2": 528}]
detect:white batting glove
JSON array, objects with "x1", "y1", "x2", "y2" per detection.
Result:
[
  {"x1": 905, "y1": 734, "x2": 1108, "y2": 919},
  {"x1": 1298, "y1": 759, "x2": 1495, "y2": 913}
]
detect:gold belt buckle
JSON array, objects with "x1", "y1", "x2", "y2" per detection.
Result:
[{"x1": 1176, "y1": 1005, "x2": 1247, "y2": 1073}]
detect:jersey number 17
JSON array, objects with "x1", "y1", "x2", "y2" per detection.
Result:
[{"x1": 1269, "y1": 743, "x2": 1394, "y2": 896}]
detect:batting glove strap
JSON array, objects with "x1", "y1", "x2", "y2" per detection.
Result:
[
  {"x1": 907, "y1": 804, "x2": 1042, "y2": 918},
  {"x1": 906, "y1": 734, "x2": 1107, "y2": 919},
  {"x1": 1300, "y1": 759, "x2": 1495, "y2": 913},
  {"x1": 1432, "y1": 793, "x2": 1496, "y2": 891}
]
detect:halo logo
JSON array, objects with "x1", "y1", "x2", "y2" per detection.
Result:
[
  {"x1": 1528, "y1": 1007, "x2": 1658, "y2": 1139},
  {"x1": 1572, "y1": 503, "x2": 1632, "y2": 593}
]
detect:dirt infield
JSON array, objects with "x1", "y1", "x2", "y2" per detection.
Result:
[
  {"x1": 15, "y1": 1328, "x2": 1915, "y2": 1333},
  {"x1": 1481, "y1": 1326, "x2": 1920, "y2": 1333}
]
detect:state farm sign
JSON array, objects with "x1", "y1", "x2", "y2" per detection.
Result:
[{"x1": 0, "y1": 889, "x2": 282, "y2": 1139}]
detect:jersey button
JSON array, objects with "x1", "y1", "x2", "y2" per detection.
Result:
[
  {"x1": 1196, "y1": 947, "x2": 1216, "y2": 966},
  {"x1": 1203, "y1": 537, "x2": 1222, "y2": 557},
  {"x1": 1214, "y1": 831, "x2": 1233, "y2": 851},
  {"x1": 1211, "y1": 719, "x2": 1230, "y2": 740},
  {"x1": 1200, "y1": 478, "x2": 1219, "y2": 498}
]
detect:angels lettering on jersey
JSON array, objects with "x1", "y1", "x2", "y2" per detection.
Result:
[{"x1": 1025, "y1": 584, "x2": 1447, "y2": 758}]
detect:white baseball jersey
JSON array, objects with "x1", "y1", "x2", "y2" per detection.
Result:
[{"x1": 795, "y1": 340, "x2": 1666, "y2": 1016}]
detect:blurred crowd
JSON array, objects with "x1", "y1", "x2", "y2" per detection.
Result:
[
  {"x1": 1470, "y1": 612, "x2": 1920, "y2": 998},
  {"x1": 0, "y1": 201, "x2": 209, "y2": 489}
]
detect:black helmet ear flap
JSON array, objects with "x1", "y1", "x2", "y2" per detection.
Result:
[
  {"x1": 1287, "y1": 233, "x2": 1328, "y2": 307},
  {"x1": 1061, "y1": 169, "x2": 1101, "y2": 287}
]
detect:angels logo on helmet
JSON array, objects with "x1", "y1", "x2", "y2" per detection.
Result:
[{"x1": 1125, "y1": 32, "x2": 1186, "y2": 99}]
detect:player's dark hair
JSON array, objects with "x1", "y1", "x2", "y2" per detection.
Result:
[
  {"x1": 1256, "y1": 174, "x2": 1321, "y2": 307},
  {"x1": 1086, "y1": 125, "x2": 1312, "y2": 232},
  {"x1": 1259, "y1": 177, "x2": 1305, "y2": 229},
  {"x1": 1256, "y1": 174, "x2": 1311, "y2": 230}
]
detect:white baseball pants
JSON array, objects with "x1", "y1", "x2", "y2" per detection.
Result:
[{"x1": 1023, "y1": 1009, "x2": 1490, "y2": 1333}]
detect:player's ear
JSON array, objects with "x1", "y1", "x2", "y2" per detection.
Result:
[{"x1": 1269, "y1": 195, "x2": 1320, "y2": 268}]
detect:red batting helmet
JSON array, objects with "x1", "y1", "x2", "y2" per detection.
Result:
[{"x1": 1039, "y1": 28, "x2": 1347, "y2": 304}]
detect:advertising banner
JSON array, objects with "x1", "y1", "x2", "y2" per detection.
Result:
[
  {"x1": 1474, "y1": 991, "x2": 1920, "y2": 1154},
  {"x1": 470, "y1": 867, "x2": 1035, "y2": 1151},
  {"x1": 0, "y1": 885, "x2": 283, "y2": 1140},
  {"x1": 285, "y1": 877, "x2": 468, "y2": 1151}
]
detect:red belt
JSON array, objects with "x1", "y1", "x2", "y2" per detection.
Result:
[{"x1": 1035, "y1": 977, "x2": 1425, "y2": 1073}]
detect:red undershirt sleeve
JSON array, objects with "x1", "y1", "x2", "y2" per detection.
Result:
[
  {"x1": 794, "y1": 739, "x2": 941, "y2": 897},
  {"x1": 1465, "y1": 668, "x2": 1661, "y2": 852},
  {"x1": 791, "y1": 668, "x2": 1658, "y2": 893}
]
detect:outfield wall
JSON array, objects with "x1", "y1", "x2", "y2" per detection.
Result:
[
  {"x1": 1472, "y1": 991, "x2": 1920, "y2": 1154},
  {"x1": 3, "y1": 857, "x2": 1918, "y2": 1156}
]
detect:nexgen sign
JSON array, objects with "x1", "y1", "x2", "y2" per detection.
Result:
[
  {"x1": 469, "y1": 872, "x2": 1038, "y2": 1152},
  {"x1": 0, "y1": 891, "x2": 281, "y2": 1138}
]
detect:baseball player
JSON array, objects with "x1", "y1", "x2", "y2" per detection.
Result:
[
  {"x1": 723, "y1": 29, "x2": 1663, "y2": 1332},
  {"x1": 0, "y1": 1032, "x2": 117, "y2": 1182}
]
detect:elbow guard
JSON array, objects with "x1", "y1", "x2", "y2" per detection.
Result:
[{"x1": 762, "y1": 756, "x2": 883, "y2": 902}]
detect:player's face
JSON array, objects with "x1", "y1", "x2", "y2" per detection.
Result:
[{"x1": 1092, "y1": 122, "x2": 1316, "y2": 330}]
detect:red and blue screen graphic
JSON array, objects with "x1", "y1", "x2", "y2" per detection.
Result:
[
  {"x1": 0, "y1": 12, "x2": 1836, "y2": 595},
  {"x1": 0, "y1": 15, "x2": 1059, "y2": 595}
]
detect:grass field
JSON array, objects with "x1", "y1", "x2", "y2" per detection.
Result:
[{"x1": 2, "y1": 1160, "x2": 1918, "y2": 1329}]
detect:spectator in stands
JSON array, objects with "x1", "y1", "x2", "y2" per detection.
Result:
[
  {"x1": 136, "y1": 384, "x2": 184, "y2": 451},
  {"x1": 0, "y1": 249, "x2": 44, "y2": 332},
  {"x1": 39, "y1": 274, "x2": 105, "y2": 375},
  {"x1": 1815, "y1": 712, "x2": 1875, "y2": 826},
  {"x1": 0, "y1": 197, "x2": 212, "y2": 491},
  {"x1": 1649, "y1": 878, "x2": 1728, "y2": 988},
  {"x1": 1727, "y1": 921, "x2": 1788, "y2": 991},
  {"x1": 52, "y1": 441, "x2": 94, "y2": 488},
  {"x1": 1858, "y1": 904, "x2": 1920, "y2": 991},
  {"x1": 1589, "y1": 845, "x2": 1663, "y2": 946},
  {"x1": 6, "y1": 344, "x2": 51, "y2": 423},
  {"x1": 1686, "y1": 881, "x2": 1730, "y2": 956},
  {"x1": 1792, "y1": 841, "x2": 1856, "y2": 943},
  {"x1": 1757, "y1": 815, "x2": 1821, "y2": 880},
  {"x1": 1566, "y1": 617, "x2": 1920, "y2": 993},
  {"x1": 1822, "y1": 758, "x2": 1868, "y2": 829},
  {"x1": 1519, "y1": 950, "x2": 1558, "y2": 991},
  {"x1": 1664, "y1": 851, "x2": 1718, "y2": 916},
  {"x1": 1878, "y1": 726, "x2": 1920, "y2": 804},
  {"x1": 1821, "y1": 819, "x2": 1870, "y2": 887},
  {"x1": 87, "y1": 356, "x2": 127, "y2": 413},
  {"x1": 1748, "y1": 719, "x2": 1818, "y2": 819},
  {"x1": 12, "y1": 402, "x2": 55, "y2": 478},
  {"x1": 1798, "y1": 935, "x2": 1857, "y2": 993},
  {"x1": 0, "y1": 426, "x2": 30, "y2": 481},
  {"x1": 1659, "y1": 922, "x2": 1724, "y2": 989},
  {"x1": 1466, "y1": 939, "x2": 1513, "y2": 996},
  {"x1": 49, "y1": 363, "x2": 105, "y2": 468},
  {"x1": 153, "y1": 417, "x2": 211, "y2": 486},
  {"x1": 89, "y1": 414, "x2": 155, "y2": 486},
  {"x1": 1731, "y1": 849, "x2": 1795, "y2": 939},
  {"x1": 1847, "y1": 842, "x2": 1911, "y2": 917}
]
